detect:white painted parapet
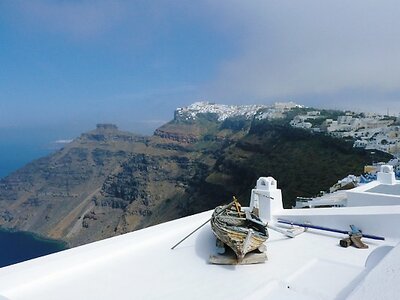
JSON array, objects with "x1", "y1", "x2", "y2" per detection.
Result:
[
  {"x1": 346, "y1": 164, "x2": 400, "y2": 207},
  {"x1": 377, "y1": 165, "x2": 396, "y2": 185},
  {"x1": 249, "y1": 177, "x2": 283, "y2": 222}
]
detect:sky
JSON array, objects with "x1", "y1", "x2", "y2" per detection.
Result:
[{"x1": 1, "y1": 0, "x2": 400, "y2": 137}]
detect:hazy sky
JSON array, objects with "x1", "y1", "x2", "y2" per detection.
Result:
[{"x1": 1, "y1": 0, "x2": 400, "y2": 135}]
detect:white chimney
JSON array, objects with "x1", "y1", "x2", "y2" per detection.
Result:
[
  {"x1": 249, "y1": 177, "x2": 283, "y2": 222},
  {"x1": 377, "y1": 165, "x2": 396, "y2": 185}
]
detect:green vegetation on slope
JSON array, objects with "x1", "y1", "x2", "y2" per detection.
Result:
[{"x1": 198, "y1": 120, "x2": 391, "y2": 209}]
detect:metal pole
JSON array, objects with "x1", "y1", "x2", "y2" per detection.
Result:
[
  {"x1": 277, "y1": 219, "x2": 385, "y2": 241},
  {"x1": 171, "y1": 200, "x2": 235, "y2": 250}
]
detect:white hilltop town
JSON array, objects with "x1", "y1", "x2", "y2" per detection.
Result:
[
  {"x1": 175, "y1": 101, "x2": 303, "y2": 122},
  {"x1": 289, "y1": 109, "x2": 400, "y2": 158},
  {"x1": 178, "y1": 101, "x2": 400, "y2": 159}
]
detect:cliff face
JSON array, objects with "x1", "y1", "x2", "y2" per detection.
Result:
[
  {"x1": 0, "y1": 113, "x2": 390, "y2": 247},
  {"x1": 0, "y1": 125, "x2": 146, "y2": 245},
  {"x1": 0, "y1": 117, "x2": 249, "y2": 246}
]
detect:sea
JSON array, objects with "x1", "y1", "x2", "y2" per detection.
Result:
[
  {"x1": 0, "y1": 229, "x2": 67, "y2": 268},
  {"x1": 0, "y1": 128, "x2": 68, "y2": 268},
  {"x1": 0, "y1": 128, "x2": 58, "y2": 178}
]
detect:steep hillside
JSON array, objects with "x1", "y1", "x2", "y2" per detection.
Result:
[
  {"x1": 0, "y1": 124, "x2": 145, "y2": 244},
  {"x1": 0, "y1": 108, "x2": 391, "y2": 246},
  {"x1": 202, "y1": 120, "x2": 391, "y2": 209}
]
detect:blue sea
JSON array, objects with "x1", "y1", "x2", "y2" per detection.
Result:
[
  {"x1": 0, "y1": 229, "x2": 67, "y2": 268},
  {"x1": 0, "y1": 128, "x2": 58, "y2": 179},
  {"x1": 0, "y1": 128, "x2": 70, "y2": 267}
]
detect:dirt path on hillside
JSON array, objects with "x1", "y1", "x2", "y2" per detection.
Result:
[{"x1": 48, "y1": 188, "x2": 101, "y2": 239}]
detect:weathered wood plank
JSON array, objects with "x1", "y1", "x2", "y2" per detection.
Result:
[{"x1": 209, "y1": 252, "x2": 267, "y2": 265}]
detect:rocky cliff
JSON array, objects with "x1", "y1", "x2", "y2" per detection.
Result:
[{"x1": 0, "y1": 106, "x2": 391, "y2": 246}]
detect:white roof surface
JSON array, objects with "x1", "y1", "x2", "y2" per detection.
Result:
[
  {"x1": 0, "y1": 208, "x2": 398, "y2": 300},
  {"x1": 1, "y1": 169, "x2": 400, "y2": 300}
]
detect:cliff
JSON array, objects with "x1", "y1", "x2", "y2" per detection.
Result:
[{"x1": 0, "y1": 106, "x2": 391, "y2": 246}]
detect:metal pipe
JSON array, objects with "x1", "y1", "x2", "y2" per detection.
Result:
[
  {"x1": 171, "y1": 200, "x2": 235, "y2": 250},
  {"x1": 277, "y1": 219, "x2": 385, "y2": 241}
]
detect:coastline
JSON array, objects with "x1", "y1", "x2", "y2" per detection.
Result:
[
  {"x1": 0, "y1": 226, "x2": 69, "y2": 249},
  {"x1": 0, "y1": 227, "x2": 69, "y2": 268}
]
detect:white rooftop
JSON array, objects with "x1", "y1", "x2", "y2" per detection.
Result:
[
  {"x1": 1, "y1": 167, "x2": 400, "y2": 299},
  {"x1": 0, "y1": 210, "x2": 398, "y2": 300}
]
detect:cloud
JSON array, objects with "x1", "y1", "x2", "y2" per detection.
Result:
[
  {"x1": 202, "y1": 0, "x2": 400, "y2": 110},
  {"x1": 3, "y1": 0, "x2": 400, "y2": 117}
]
